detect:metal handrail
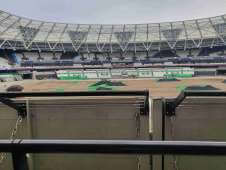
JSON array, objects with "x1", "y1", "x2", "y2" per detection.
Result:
[
  {"x1": 2, "y1": 139, "x2": 226, "y2": 170},
  {"x1": 1, "y1": 140, "x2": 226, "y2": 155}
]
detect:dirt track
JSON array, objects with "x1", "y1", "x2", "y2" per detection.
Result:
[{"x1": 4, "y1": 76, "x2": 225, "y2": 98}]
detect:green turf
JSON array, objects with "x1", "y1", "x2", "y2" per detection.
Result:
[
  {"x1": 55, "y1": 88, "x2": 65, "y2": 92},
  {"x1": 87, "y1": 81, "x2": 119, "y2": 91},
  {"x1": 176, "y1": 84, "x2": 187, "y2": 92}
]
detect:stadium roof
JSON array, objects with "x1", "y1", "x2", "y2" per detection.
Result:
[{"x1": 0, "y1": 10, "x2": 226, "y2": 52}]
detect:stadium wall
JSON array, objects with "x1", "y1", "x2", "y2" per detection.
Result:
[{"x1": 56, "y1": 68, "x2": 194, "y2": 79}]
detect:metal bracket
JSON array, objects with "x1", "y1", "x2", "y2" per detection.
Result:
[
  {"x1": 165, "y1": 101, "x2": 176, "y2": 116},
  {"x1": 0, "y1": 98, "x2": 27, "y2": 118},
  {"x1": 140, "y1": 95, "x2": 149, "y2": 115},
  {"x1": 165, "y1": 90, "x2": 226, "y2": 117},
  {"x1": 165, "y1": 91, "x2": 185, "y2": 116}
]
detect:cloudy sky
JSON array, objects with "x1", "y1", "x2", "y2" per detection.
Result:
[{"x1": 1, "y1": 0, "x2": 226, "y2": 24}]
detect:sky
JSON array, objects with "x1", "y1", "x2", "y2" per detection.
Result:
[{"x1": 1, "y1": 0, "x2": 226, "y2": 24}]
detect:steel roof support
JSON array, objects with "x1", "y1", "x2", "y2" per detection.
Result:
[
  {"x1": 45, "y1": 23, "x2": 56, "y2": 43},
  {"x1": 26, "y1": 22, "x2": 44, "y2": 49},
  {"x1": 33, "y1": 42, "x2": 41, "y2": 52},
  {"x1": 13, "y1": 20, "x2": 33, "y2": 40},
  {"x1": 4, "y1": 40, "x2": 14, "y2": 49},
  {"x1": 211, "y1": 38, "x2": 215, "y2": 48},
  {"x1": 166, "y1": 22, "x2": 175, "y2": 49},
  {"x1": 158, "y1": 24, "x2": 161, "y2": 51},
  {"x1": 195, "y1": 20, "x2": 203, "y2": 39},
  {"x1": 0, "y1": 14, "x2": 12, "y2": 25},
  {"x1": 82, "y1": 25, "x2": 91, "y2": 52},
  {"x1": 96, "y1": 25, "x2": 103, "y2": 51},
  {"x1": 195, "y1": 20, "x2": 203, "y2": 48},
  {"x1": 114, "y1": 24, "x2": 132, "y2": 52},
  {"x1": 0, "y1": 10, "x2": 226, "y2": 52},
  {"x1": 147, "y1": 24, "x2": 149, "y2": 44},
  {"x1": 70, "y1": 24, "x2": 80, "y2": 51},
  {"x1": 0, "y1": 39, "x2": 7, "y2": 48},
  {"x1": 0, "y1": 18, "x2": 21, "y2": 37},
  {"x1": 54, "y1": 24, "x2": 68, "y2": 49},
  {"x1": 120, "y1": 24, "x2": 126, "y2": 52},
  {"x1": 143, "y1": 24, "x2": 148, "y2": 51},
  {"x1": 143, "y1": 24, "x2": 152, "y2": 51},
  {"x1": 134, "y1": 25, "x2": 137, "y2": 54},
  {"x1": 182, "y1": 21, "x2": 189, "y2": 50},
  {"x1": 209, "y1": 18, "x2": 225, "y2": 44},
  {"x1": 70, "y1": 25, "x2": 90, "y2": 52},
  {"x1": 109, "y1": 25, "x2": 114, "y2": 53},
  {"x1": 61, "y1": 43, "x2": 65, "y2": 53}
]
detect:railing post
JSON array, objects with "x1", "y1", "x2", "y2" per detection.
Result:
[{"x1": 12, "y1": 152, "x2": 29, "y2": 170}]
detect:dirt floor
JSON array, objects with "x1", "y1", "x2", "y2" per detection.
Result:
[{"x1": 1, "y1": 76, "x2": 226, "y2": 98}]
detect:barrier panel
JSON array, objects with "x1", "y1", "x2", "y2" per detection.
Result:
[
  {"x1": 0, "y1": 91, "x2": 149, "y2": 170},
  {"x1": 151, "y1": 90, "x2": 226, "y2": 170}
]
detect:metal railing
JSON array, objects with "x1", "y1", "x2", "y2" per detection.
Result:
[
  {"x1": 0, "y1": 90, "x2": 150, "y2": 117},
  {"x1": 1, "y1": 140, "x2": 226, "y2": 170},
  {"x1": 1, "y1": 90, "x2": 226, "y2": 170}
]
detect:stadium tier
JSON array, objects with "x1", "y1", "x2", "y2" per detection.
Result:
[{"x1": 0, "y1": 10, "x2": 226, "y2": 68}]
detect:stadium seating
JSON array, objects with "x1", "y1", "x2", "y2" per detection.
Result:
[
  {"x1": 0, "y1": 57, "x2": 10, "y2": 68},
  {"x1": 24, "y1": 52, "x2": 38, "y2": 61},
  {"x1": 1, "y1": 45, "x2": 226, "y2": 68}
]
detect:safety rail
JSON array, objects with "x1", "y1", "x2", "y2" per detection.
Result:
[{"x1": 1, "y1": 140, "x2": 226, "y2": 170}]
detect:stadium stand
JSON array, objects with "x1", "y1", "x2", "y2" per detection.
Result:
[
  {"x1": 0, "y1": 57, "x2": 10, "y2": 68},
  {"x1": 0, "y1": 10, "x2": 225, "y2": 69}
]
